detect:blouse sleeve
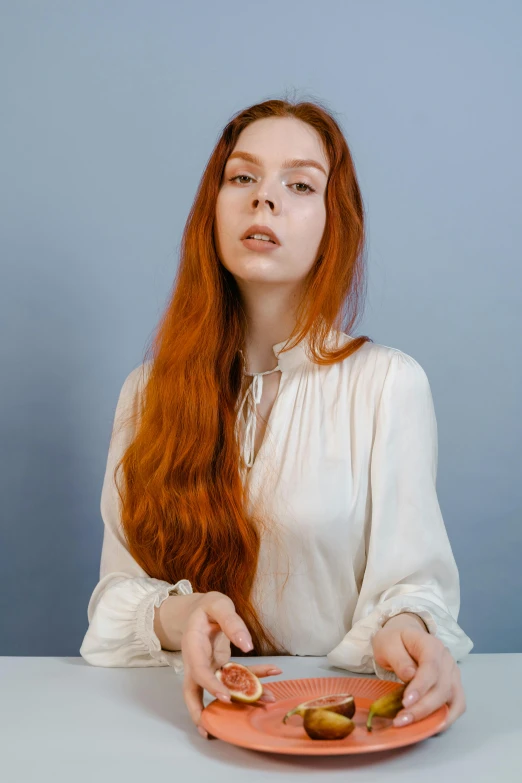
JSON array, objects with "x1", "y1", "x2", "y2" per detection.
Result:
[
  {"x1": 327, "y1": 351, "x2": 474, "y2": 682},
  {"x1": 79, "y1": 365, "x2": 193, "y2": 670}
]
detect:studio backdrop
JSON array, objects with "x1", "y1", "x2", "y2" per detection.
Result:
[{"x1": 1, "y1": 0, "x2": 520, "y2": 655}]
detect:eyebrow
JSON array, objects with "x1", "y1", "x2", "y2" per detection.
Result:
[{"x1": 226, "y1": 151, "x2": 328, "y2": 177}]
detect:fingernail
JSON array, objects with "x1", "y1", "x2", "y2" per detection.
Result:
[
  {"x1": 267, "y1": 668, "x2": 282, "y2": 675},
  {"x1": 404, "y1": 667, "x2": 416, "y2": 679},
  {"x1": 198, "y1": 725, "x2": 209, "y2": 739},
  {"x1": 264, "y1": 692, "x2": 276, "y2": 702},
  {"x1": 403, "y1": 689, "x2": 419, "y2": 707},
  {"x1": 216, "y1": 692, "x2": 231, "y2": 703},
  {"x1": 394, "y1": 712, "x2": 413, "y2": 727},
  {"x1": 235, "y1": 632, "x2": 253, "y2": 651}
]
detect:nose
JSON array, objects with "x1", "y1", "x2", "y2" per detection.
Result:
[
  {"x1": 251, "y1": 179, "x2": 281, "y2": 214},
  {"x1": 253, "y1": 196, "x2": 274, "y2": 210},
  {"x1": 252, "y1": 191, "x2": 278, "y2": 212}
]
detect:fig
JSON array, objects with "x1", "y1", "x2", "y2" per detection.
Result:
[
  {"x1": 366, "y1": 684, "x2": 407, "y2": 731},
  {"x1": 303, "y1": 708, "x2": 356, "y2": 740},
  {"x1": 282, "y1": 693, "x2": 355, "y2": 724},
  {"x1": 215, "y1": 661, "x2": 263, "y2": 703}
]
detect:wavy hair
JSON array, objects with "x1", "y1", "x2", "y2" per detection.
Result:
[{"x1": 113, "y1": 95, "x2": 372, "y2": 656}]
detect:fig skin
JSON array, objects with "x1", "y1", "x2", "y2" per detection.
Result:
[
  {"x1": 366, "y1": 684, "x2": 407, "y2": 731},
  {"x1": 303, "y1": 708, "x2": 356, "y2": 740},
  {"x1": 282, "y1": 694, "x2": 355, "y2": 724}
]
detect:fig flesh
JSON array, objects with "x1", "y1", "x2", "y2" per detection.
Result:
[
  {"x1": 282, "y1": 693, "x2": 355, "y2": 724},
  {"x1": 303, "y1": 708, "x2": 356, "y2": 740},
  {"x1": 215, "y1": 661, "x2": 263, "y2": 703},
  {"x1": 366, "y1": 684, "x2": 407, "y2": 731}
]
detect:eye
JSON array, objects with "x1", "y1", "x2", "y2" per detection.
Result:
[
  {"x1": 229, "y1": 175, "x2": 254, "y2": 185},
  {"x1": 291, "y1": 182, "x2": 316, "y2": 194},
  {"x1": 228, "y1": 175, "x2": 316, "y2": 194}
]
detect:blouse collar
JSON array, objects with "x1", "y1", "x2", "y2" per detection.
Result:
[
  {"x1": 236, "y1": 327, "x2": 341, "y2": 470},
  {"x1": 271, "y1": 326, "x2": 342, "y2": 370}
]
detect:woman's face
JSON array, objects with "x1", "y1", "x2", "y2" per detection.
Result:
[{"x1": 215, "y1": 117, "x2": 330, "y2": 289}]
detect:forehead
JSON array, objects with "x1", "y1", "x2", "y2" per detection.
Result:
[
  {"x1": 226, "y1": 150, "x2": 328, "y2": 177},
  {"x1": 227, "y1": 117, "x2": 329, "y2": 176}
]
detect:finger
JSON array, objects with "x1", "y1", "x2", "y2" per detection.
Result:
[
  {"x1": 204, "y1": 592, "x2": 254, "y2": 652},
  {"x1": 373, "y1": 627, "x2": 419, "y2": 682},
  {"x1": 198, "y1": 725, "x2": 217, "y2": 740},
  {"x1": 259, "y1": 687, "x2": 277, "y2": 703},
  {"x1": 402, "y1": 640, "x2": 449, "y2": 708},
  {"x1": 182, "y1": 625, "x2": 232, "y2": 701},
  {"x1": 393, "y1": 679, "x2": 450, "y2": 727},
  {"x1": 182, "y1": 671, "x2": 206, "y2": 728},
  {"x1": 212, "y1": 629, "x2": 232, "y2": 668},
  {"x1": 247, "y1": 664, "x2": 283, "y2": 677},
  {"x1": 395, "y1": 655, "x2": 455, "y2": 728},
  {"x1": 442, "y1": 671, "x2": 466, "y2": 729}
]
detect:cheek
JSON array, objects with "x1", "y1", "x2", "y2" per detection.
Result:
[
  {"x1": 216, "y1": 191, "x2": 242, "y2": 237},
  {"x1": 214, "y1": 194, "x2": 244, "y2": 269},
  {"x1": 293, "y1": 205, "x2": 326, "y2": 253},
  {"x1": 215, "y1": 198, "x2": 232, "y2": 244},
  {"x1": 215, "y1": 192, "x2": 226, "y2": 227}
]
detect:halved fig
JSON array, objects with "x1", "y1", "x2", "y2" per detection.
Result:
[
  {"x1": 282, "y1": 693, "x2": 355, "y2": 724},
  {"x1": 303, "y1": 708, "x2": 356, "y2": 740},
  {"x1": 215, "y1": 662, "x2": 263, "y2": 703}
]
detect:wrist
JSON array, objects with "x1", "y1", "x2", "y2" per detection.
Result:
[
  {"x1": 382, "y1": 611, "x2": 429, "y2": 633},
  {"x1": 154, "y1": 593, "x2": 202, "y2": 651}
]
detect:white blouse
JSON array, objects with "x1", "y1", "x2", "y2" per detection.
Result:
[{"x1": 80, "y1": 329, "x2": 474, "y2": 681}]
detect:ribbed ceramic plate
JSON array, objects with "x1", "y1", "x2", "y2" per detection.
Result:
[{"x1": 200, "y1": 676, "x2": 448, "y2": 755}]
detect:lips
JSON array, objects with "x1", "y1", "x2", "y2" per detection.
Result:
[{"x1": 241, "y1": 224, "x2": 281, "y2": 245}]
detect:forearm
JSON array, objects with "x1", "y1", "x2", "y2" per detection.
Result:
[
  {"x1": 382, "y1": 611, "x2": 429, "y2": 633},
  {"x1": 153, "y1": 593, "x2": 203, "y2": 651}
]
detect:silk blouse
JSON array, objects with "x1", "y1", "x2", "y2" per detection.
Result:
[{"x1": 79, "y1": 329, "x2": 474, "y2": 681}]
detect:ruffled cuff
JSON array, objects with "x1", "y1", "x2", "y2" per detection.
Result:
[
  {"x1": 327, "y1": 596, "x2": 474, "y2": 683},
  {"x1": 80, "y1": 576, "x2": 193, "y2": 669},
  {"x1": 136, "y1": 578, "x2": 193, "y2": 672}
]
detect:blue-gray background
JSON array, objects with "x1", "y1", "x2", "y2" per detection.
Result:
[{"x1": 1, "y1": 1, "x2": 520, "y2": 656}]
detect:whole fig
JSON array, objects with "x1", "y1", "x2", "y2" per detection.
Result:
[{"x1": 366, "y1": 684, "x2": 407, "y2": 731}]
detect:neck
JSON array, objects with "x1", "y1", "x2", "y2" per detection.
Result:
[{"x1": 236, "y1": 281, "x2": 303, "y2": 374}]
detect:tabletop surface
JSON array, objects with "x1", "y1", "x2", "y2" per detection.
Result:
[{"x1": 1, "y1": 653, "x2": 521, "y2": 783}]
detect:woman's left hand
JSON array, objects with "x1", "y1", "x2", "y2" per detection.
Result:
[{"x1": 371, "y1": 613, "x2": 467, "y2": 731}]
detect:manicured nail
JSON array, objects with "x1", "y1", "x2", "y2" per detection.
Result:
[
  {"x1": 235, "y1": 632, "x2": 253, "y2": 651},
  {"x1": 403, "y1": 689, "x2": 419, "y2": 707},
  {"x1": 394, "y1": 712, "x2": 413, "y2": 727},
  {"x1": 216, "y1": 692, "x2": 231, "y2": 703},
  {"x1": 198, "y1": 725, "x2": 208, "y2": 739}
]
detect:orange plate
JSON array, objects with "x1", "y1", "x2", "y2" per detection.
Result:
[{"x1": 200, "y1": 676, "x2": 448, "y2": 755}]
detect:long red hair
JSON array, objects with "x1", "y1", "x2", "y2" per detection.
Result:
[{"x1": 113, "y1": 96, "x2": 372, "y2": 656}]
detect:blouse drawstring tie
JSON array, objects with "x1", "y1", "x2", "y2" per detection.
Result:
[{"x1": 236, "y1": 353, "x2": 282, "y2": 468}]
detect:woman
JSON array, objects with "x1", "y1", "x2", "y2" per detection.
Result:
[{"x1": 80, "y1": 98, "x2": 474, "y2": 739}]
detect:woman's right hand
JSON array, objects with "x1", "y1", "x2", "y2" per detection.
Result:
[{"x1": 180, "y1": 591, "x2": 281, "y2": 737}]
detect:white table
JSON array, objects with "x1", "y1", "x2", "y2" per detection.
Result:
[{"x1": 1, "y1": 654, "x2": 520, "y2": 782}]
